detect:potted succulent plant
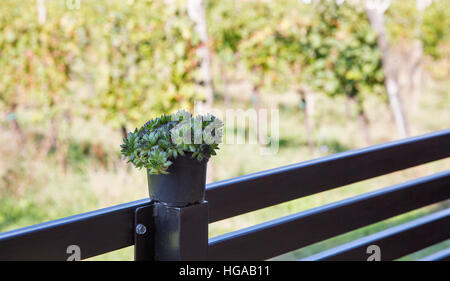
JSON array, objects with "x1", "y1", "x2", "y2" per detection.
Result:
[{"x1": 120, "y1": 110, "x2": 223, "y2": 207}]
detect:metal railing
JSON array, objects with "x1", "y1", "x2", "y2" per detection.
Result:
[{"x1": 0, "y1": 129, "x2": 449, "y2": 261}]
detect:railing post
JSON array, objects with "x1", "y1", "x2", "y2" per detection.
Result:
[
  {"x1": 134, "y1": 197, "x2": 209, "y2": 260},
  {"x1": 153, "y1": 201, "x2": 208, "y2": 260}
]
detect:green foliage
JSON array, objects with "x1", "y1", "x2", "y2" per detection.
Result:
[
  {"x1": 421, "y1": 1, "x2": 450, "y2": 59},
  {"x1": 1, "y1": 0, "x2": 446, "y2": 131},
  {"x1": 84, "y1": 0, "x2": 205, "y2": 129},
  {"x1": 0, "y1": 0, "x2": 76, "y2": 121},
  {"x1": 0, "y1": 0, "x2": 207, "y2": 130},
  {"x1": 209, "y1": 0, "x2": 385, "y2": 97},
  {"x1": 208, "y1": 0, "x2": 310, "y2": 90},
  {"x1": 303, "y1": 1, "x2": 384, "y2": 99},
  {"x1": 120, "y1": 110, "x2": 223, "y2": 174},
  {"x1": 387, "y1": 0, "x2": 450, "y2": 59}
]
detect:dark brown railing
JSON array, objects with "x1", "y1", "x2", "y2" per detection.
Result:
[{"x1": 0, "y1": 129, "x2": 449, "y2": 261}]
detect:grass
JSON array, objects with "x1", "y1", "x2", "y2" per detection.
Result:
[{"x1": 1, "y1": 78, "x2": 449, "y2": 261}]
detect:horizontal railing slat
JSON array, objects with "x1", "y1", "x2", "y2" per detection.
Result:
[
  {"x1": 301, "y1": 208, "x2": 450, "y2": 261},
  {"x1": 418, "y1": 247, "x2": 450, "y2": 261},
  {"x1": 207, "y1": 171, "x2": 450, "y2": 261},
  {"x1": 206, "y1": 129, "x2": 450, "y2": 222},
  {"x1": 0, "y1": 199, "x2": 150, "y2": 260}
]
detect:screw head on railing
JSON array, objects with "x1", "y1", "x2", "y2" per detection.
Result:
[{"x1": 136, "y1": 224, "x2": 147, "y2": 235}]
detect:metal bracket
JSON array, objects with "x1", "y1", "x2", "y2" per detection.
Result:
[
  {"x1": 134, "y1": 201, "x2": 209, "y2": 261},
  {"x1": 134, "y1": 204, "x2": 155, "y2": 261},
  {"x1": 153, "y1": 201, "x2": 208, "y2": 261}
]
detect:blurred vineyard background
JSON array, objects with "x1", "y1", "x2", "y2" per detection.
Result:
[{"x1": 0, "y1": 0, "x2": 449, "y2": 260}]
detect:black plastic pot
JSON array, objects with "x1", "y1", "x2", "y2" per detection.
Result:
[{"x1": 147, "y1": 154, "x2": 208, "y2": 207}]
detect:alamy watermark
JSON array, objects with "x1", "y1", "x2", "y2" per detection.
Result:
[
  {"x1": 172, "y1": 103, "x2": 280, "y2": 156},
  {"x1": 366, "y1": 244, "x2": 381, "y2": 261},
  {"x1": 66, "y1": 244, "x2": 81, "y2": 261}
]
